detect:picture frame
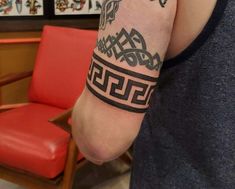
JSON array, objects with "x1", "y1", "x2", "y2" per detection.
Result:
[
  {"x1": 53, "y1": 0, "x2": 103, "y2": 16},
  {"x1": 0, "y1": 0, "x2": 48, "y2": 18},
  {"x1": 0, "y1": 0, "x2": 101, "y2": 32}
]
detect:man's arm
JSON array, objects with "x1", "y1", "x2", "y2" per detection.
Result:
[{"x1": 72, "y1": 0, "x2": 177, "y2": 163}]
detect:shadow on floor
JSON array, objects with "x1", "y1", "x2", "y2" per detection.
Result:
[
  {"x1": 0, "y1": 159, "x2": 130, "y2": 189},
  {"x1": 73, "y1": 159, "x2": 130, "y2": 189}
]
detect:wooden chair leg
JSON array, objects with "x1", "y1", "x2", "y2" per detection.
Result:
[{"x1": 60, "y1": 139, "x2": 78, "y2": 189}]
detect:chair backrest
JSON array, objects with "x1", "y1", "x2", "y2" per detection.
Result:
[{"x1": 29, "y1": 25, "x2": 97, "y2": 109}]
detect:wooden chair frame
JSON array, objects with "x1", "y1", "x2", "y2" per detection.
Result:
[{"x1": 0, "y1": 71, "x2": 132, "y2": 189}]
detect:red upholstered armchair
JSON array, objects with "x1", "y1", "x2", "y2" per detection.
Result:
[{"x1": 0, "y1": 26, "x2": 132, "y2": 189}]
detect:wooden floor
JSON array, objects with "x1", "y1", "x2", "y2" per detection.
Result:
[{"x1": 0, "y1": 160, "x2": 130, "y2": 189}]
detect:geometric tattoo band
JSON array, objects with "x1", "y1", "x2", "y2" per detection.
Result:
[{"x1": 86, "y1": 53, "x2": 158, "y2": 113}]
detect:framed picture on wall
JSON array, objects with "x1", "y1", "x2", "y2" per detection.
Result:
[
  {"x1": 0, "y1": 0, "x2": 47, "y2": 17},
  {"x1": 0, "y1": 0, "x2": 101, "y2": 32},
  {"x1": 54, "y1": 0, "x2": 103, "y2": 16}
]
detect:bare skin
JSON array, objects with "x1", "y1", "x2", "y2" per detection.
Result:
[
  {"x1": 72, "y1": 0, "x2": 218, "y2": 164},
  {"x1": 166, "y1": 0, "x2": 217, "y2": 59}
]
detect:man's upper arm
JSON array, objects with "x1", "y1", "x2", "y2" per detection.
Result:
[
  {"x1": 72, "y1": 0, "x2": 177, "y2": 162},
  {"x1": 87, "y1": 0, "x2": 176, "y2": 113}
]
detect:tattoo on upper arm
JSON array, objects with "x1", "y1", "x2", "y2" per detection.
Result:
[
  {"x1": 99, "y1": 0, "x2": 122, "y2": 30},
  {"x1": 97, "y1": 28, "x2": 163, "y2": 71},
  {"x1": 150, "y1": 0, "x2": 168, "y2": 8},
  {"x1": 86, "y1": 53, "x2": 157, "y2": 113},
  {"x1": 99, "y1": 0, "x2": 168, "y2": 30},
  {"x1": 87, "y1": 28, "x2": 162, "y2": 112},
  {"x1": 159, "y1": 0, "x2": 168, "y2": 7}
]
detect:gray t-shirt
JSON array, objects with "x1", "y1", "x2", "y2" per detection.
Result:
[{"x1": 131, "y1": 0, "x2": 235, "y2": 188}]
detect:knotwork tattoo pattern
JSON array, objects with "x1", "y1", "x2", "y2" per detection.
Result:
[
  {"x1": 86, "y1": 53, "x2": 158, "y2": 113},
  {"x1": 99, "y1": 0, "x2": 122, "y2": 30},
  {"x1": 97, "y1": 28, "x2": 163, "y2": 71}
]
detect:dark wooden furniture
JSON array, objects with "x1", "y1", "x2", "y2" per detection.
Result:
[{"x1": 0, "y1": 17, "x2": 100, "y2": 32}]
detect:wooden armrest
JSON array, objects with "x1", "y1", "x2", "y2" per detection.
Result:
[
  {"x1": 0, "y1": 103, "x2": 29, "y2": 113},
  {"x1": 49, "y1": 108, "x2": 73, "y2": 134},
  {"x1": 0, "y1": 71, "x2": 33, "y2": 87}
]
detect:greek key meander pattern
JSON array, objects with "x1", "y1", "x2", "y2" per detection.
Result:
[{"x1": 86, "y1": 53, "x2": 158, "y2": 113}]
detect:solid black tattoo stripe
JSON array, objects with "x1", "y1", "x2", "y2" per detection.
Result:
[
  {"x1": 86, "y1": 81, "x2": 148, "y2": 113},
  {"x1": 93, "y1": 52, "x2": 158, "y2": 82}
]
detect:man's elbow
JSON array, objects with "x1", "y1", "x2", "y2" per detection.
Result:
[
  {"x1": 71, "y1": 112, "x2": 140, "y2": 163},
  {"x1": 72, "y1": 129, "x2": 130, "y2": 163},
  {"x1": 71, "y1": 89, "x2": 143, "y2": 163}
]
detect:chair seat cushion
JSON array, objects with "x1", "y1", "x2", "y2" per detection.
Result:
[{"x1": 0, "y1": 103, "x2": 84, "y2": 179}]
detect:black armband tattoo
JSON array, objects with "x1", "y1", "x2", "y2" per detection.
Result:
[
  {"x1": 97, "y1": 28, "x2": 163, "y2": 71},
  {"x1": 86, "y1": 53, "x2": 158, "y2": 113},
  {"x1": 99, "y1": 0, "x2": 122, "y2": 30}
]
